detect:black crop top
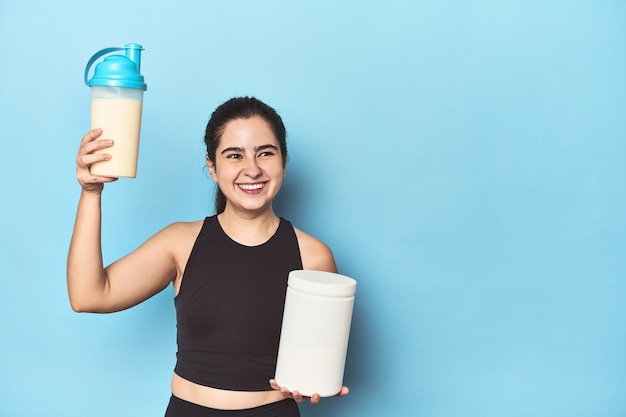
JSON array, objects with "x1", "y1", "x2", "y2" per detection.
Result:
[{"x1": 174, "y1": 216, "x2": 303, "y2": 391}]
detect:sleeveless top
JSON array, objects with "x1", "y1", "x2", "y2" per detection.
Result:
[{"x1": 174, "y1": 215, "x2": 303, "y2": 391}]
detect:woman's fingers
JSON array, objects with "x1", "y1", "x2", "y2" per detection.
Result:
[
  {"x1": 76, "y1": 128, "x2": 118, "y2": 190},
  {"x1": 269, "y1": 379, "x2": 280, "y2": 391},
  {"x1": 291, "y1": 390, "x2": 304, "y2": 403},
  {"x1": 77, "y1": 131, "x2": 112, "y2": 165},
  {"x1": 268, "y1": 379, "x2": 329, "y2": 404},
  {"x1": 309, "y1": 393, "x2": 321, "y2": 404},
  {"x1": 79, "y1": 128, "x2": 102, "y2": 143}
]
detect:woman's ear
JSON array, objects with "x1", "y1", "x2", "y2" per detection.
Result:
[{"x1": 206, "y1": 156, "x2": 218, "y2": 182}]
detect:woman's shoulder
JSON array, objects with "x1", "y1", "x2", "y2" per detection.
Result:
[
  {"x1": 161, "y1": 218, "x2": 205, "y2": 233},
  {"x1": 292, "y1": 226, "x2": 338, "y2": 273},
  {"x1": 150, "y1": 219, "x2": 205, "y2": 248},
  {"x1": 150, "y1": 219, "x2": 206, "y2": 267}
]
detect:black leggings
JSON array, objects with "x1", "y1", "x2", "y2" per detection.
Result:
[{"x1": 164, "y1": 395, "x2": 300, "y2": 417}]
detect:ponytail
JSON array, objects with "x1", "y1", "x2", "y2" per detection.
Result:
[{"x1": 215, "y1": 187, "x2": 227, "y2": 214}]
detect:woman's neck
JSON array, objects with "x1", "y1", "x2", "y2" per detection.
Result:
[{"x1": 217, "y1": 207, "x2": 280, "y2": 246}]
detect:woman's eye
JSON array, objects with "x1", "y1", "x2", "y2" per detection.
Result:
[
  {"x1": 226, "y1": 154, "x2": 242, "y2": 159},
  {"x1": 259, "y1": 151, "x2": 274, "y2": 158}
]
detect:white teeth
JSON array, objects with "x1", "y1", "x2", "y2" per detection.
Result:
[{"x1": 239, "y1": 183, "x2": 263, "y2": 190}]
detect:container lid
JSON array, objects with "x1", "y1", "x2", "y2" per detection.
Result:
[
  {"x1": 85, "y1": 43, "x2": 147, "y2": 90},
  {"x1": 88, "y1": 55, "x2": 147, "y2": 90},
  {"x1": 288, "y1": 270, "x2": 357, "y2": 298}
]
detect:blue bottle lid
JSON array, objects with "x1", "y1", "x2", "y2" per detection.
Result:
[{"x1": 85, "y1": 43, "x2": 147, "y2": 91}]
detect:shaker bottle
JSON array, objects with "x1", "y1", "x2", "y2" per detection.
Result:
[
  {"x1": 274, "y1": 270, "x2": 357, "y2": 397},
  {"x1": 84, "y1": 43, "x2": 147, "y2": 178}
]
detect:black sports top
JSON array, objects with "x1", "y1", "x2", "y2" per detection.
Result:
[{"x1": 174, "y1": 215, "x2": 303, "y2": 391}]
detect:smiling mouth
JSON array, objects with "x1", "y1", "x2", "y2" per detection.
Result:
[{"x1": 238, "y1": 183, "x2": 265, "y2": 191}]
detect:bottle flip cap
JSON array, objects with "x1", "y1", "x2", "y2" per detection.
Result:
[{"x1": 84, "y1": 43, "x2": 147, "y2": 90}]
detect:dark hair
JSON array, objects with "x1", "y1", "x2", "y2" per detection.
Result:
[{"x1": 205, "y1": 96, "x2": 288, "y2": 214}]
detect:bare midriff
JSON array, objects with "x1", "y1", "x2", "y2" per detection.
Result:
[{"x1": 171, "y1": 373, "x2": 285, "y2": 410}]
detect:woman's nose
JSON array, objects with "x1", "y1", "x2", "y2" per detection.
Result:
[{"x1": 244, "y1": 158, "x2": 262, "y2": 178}]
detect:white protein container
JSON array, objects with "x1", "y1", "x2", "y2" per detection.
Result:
[{"x1": 274, "y1": 270, "x2": 357, "y2": 397}]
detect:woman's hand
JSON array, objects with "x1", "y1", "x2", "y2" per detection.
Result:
[
  {"x1": 76, "y1": 128, "x2": 118, "y2": 192},
  {"x1": 269, "y1": 379, "x2": 349, "y2": 404}
]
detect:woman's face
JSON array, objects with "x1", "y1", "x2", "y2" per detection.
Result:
[{"x1": 207, "y1": 116, "x2": 285, "y2": 216}]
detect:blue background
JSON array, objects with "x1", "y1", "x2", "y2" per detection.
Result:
[{"x1": 1, "y1": 1, "x2": 625, "y2": 416}]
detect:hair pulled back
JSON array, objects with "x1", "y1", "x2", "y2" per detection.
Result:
[{"x1": 204, "y1": 96, "x2": 287, "y2": 214}]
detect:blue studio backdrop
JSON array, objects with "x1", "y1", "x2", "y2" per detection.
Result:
[{"x1": 0, "y1": 1, "x2": 624, "y2": 416}]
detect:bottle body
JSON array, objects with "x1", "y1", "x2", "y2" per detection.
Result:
[
  {"x1": 274, "y1": 270, "x2": 356, "y2": 397},
  {"x1": 89, "y1": 86, "x2": 144, "y2": 178}
]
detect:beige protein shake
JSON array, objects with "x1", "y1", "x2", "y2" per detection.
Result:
[{"x1": 90, "y1": 90, "x2": 143, "y2": 178}]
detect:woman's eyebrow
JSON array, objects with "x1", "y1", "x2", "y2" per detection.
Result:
[
  {"x1": 254, "y1": 144, "x2": 279, "y2": 152},
  {"x1": 221, "y1": 146, "x2": 244, "y2": 154},
  {"x1": 220, "y1": 144, "x2": 278, "y2": 154}
]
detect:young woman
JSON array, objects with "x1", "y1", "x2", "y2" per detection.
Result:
[{"x1": 67, "y1": 97, "x2": 349, "y2": 417}]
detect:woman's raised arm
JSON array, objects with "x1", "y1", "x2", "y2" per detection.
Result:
[{"x1": 66, "y1": 129, "x2": 179, "y2": 313}]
